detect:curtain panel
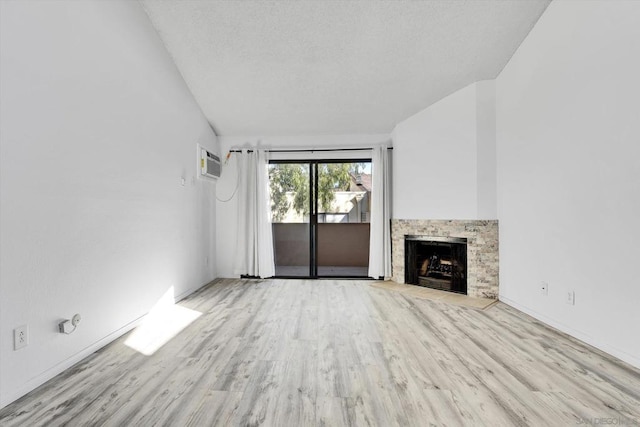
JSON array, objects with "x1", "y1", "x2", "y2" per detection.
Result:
[
  {"x1": 233, "y1": 150, "x2": 275, "y2": 278},
  {"x1": 368, "y1": 145, "x2": 392, "y2": 279}
]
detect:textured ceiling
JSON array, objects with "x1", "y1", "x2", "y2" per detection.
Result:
[{"x1": 141, "y1": 0, "x2": 550, "y2": 136}]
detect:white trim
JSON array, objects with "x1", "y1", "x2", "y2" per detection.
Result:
[
  {"x1": 1, "y1": 316, "x2": 142, "y2": 409},
  {"x1": 499, "y1": 295, "x2": 640, "y2": 370},
  {"x1": 0, "y1": 284, "x2": 206, "y2": 409}
]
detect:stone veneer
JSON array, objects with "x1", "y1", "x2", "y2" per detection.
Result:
[{"x1": 391, "y1": 219, "x2": 499, "y2": 299}]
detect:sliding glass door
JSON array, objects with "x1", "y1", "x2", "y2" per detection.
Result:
[
  {"x1": 316, "y1": 162, "x2": 370, "y2": 277},
  {"x1": 269, "y1": 160, "x2": 371, "y2": 278},
  {"x1": 268, "y1": 162, "x2": 311, "y2": 277}
]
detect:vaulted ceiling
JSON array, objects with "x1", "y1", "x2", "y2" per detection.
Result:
[{"x1": 141, "y1": 0, "x2": 550, "y2": 136}]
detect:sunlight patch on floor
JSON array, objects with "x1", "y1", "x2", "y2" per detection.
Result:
[{"x1": 125, "y1": 287, "x2": 201, "y2": 356}]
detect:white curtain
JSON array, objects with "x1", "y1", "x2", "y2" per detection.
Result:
[
  {"x1": 233, "y1": 150, "x2": 275, "y2": 278},
  {"x1": 368, "y1": 145, "x2": 392, "y2": 279}
]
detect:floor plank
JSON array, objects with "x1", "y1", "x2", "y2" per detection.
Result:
[{"x1": 1, "y1": 278, "x2": 639, "y2": 426}]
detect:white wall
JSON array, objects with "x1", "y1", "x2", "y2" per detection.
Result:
[
  {"x1": 496, "y1": 0, "x2": 640, "y2": 368},
  {"x1": 0, "y1": 0, "x2": 219, "y2": 406},
  {"x1": 392, "y1": 82, "x2": 497, "y2": 220},
  {"x1": 215, "y1": 134, "x2": 389, "y2": 278},
  {"x1": 476, "y1": 80, "x2": 497, "y2": 219}
]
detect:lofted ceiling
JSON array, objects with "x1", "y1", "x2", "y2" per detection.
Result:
[{"x1": 141, "y1": 0, "x2": 550, "y2": 136}]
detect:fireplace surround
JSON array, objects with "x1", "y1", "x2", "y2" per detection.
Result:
[{"x1": 391, "y1": 219, "x2": 499, "y2": 299}]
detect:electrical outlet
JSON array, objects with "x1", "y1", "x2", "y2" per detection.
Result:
[
  {"x1": 566, "y1": 290, "x2": 575, "y2": 305},
  {"x1": 541, "y1": 281, "x2": 548, "y2": 296},
  {"x1": 14, "y1": 325, "x2": 28, "y2": 350}
]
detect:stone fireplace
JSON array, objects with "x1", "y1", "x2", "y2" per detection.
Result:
[{"x1": 391, "y1": 220, "x2": 499, "y2": 299}]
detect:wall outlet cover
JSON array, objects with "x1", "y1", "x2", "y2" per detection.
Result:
[
  {"x1": 541, "y1": 281, "x2": 548, "y2": 296},
  {"x1": 566, "y1": 290, "x2": 575, "y2": 305},
  {"x1": 14, "y1": 325, "x2": 28, "y2": 350}
]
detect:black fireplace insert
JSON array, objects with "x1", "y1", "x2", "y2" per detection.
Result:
[{"x1": 405, "y1": 236, "x2": 467, "y2": 294}]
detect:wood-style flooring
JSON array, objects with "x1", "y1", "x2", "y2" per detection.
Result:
[
  {"x1": 371, "y1": 281, "x2": 497, "y2": 310},
  {"x1": 1, "y1": 278, "x2": 639, "y2": 426}
]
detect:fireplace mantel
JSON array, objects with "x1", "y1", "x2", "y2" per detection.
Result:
[{"x1": 391, "y1": 219, "x2": 499, "y2": 299}]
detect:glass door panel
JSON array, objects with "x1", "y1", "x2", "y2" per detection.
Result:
[
  {"x1": 316, "y1": 161, "x2": 371, "y2": 277},
  {"x1": 269, "y1": 163, "x2": 311, "y2": 277}
]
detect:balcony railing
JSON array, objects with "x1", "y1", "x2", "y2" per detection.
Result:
[{"x1": 272, "y1": 223, "x2": 370, "y2": 276}]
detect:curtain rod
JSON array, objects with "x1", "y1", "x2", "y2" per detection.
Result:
[{"x1": 228, "y1": 147, "x2": 393, "y2": 153}]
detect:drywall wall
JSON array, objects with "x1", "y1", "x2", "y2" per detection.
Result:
[
  {"x1": 0, "y1": 0, "x2": 219, "y2": 406},
  {"x1": 476, "y1": 80, "x2": 497, "y2": 219},
  {"x1": 496, "y1": 0, "x2": 640, "y2": 368},
  {"x1": 392, "y1": 82, "x2": 497, "y2": 220},
  {"x1": 215, "y1": 134, "x2": 389, "y2": 278}
]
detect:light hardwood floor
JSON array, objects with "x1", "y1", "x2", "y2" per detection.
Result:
[{"x1": 1, "y1": 278, "x2": 639, "y2": 426}]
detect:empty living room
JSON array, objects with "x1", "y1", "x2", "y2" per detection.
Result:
[{"x1": 1, "y1": 0, "x2": 639, "y2": 425}]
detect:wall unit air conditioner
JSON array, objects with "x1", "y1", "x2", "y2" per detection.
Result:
[{"x1": 199, "y1": 146, "x2": 221, "y2": 179}]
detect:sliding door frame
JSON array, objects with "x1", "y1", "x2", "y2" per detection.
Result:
[{"x1": 269, "y1": 158, "x2": 371, "y2": 279}]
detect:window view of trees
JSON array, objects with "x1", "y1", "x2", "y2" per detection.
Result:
[
  {"x1": 268, "y1": 163, "x2": 310, "y2": 222},
  {"x1": 268, "y1": 162, "x2": 370, "y2": 223}
]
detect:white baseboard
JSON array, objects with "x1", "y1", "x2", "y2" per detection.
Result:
[
  {"x1": 499, "y1": 295, "x2": 640, "y2": 370},
  {"x1": 1, "y1": 314, "x2": 144, "y2": 409},
  {"x1": 0, "y1": 281, "x2": 212, "y2": 409}
]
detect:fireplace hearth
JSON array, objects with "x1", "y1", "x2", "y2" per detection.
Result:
[{"x1": 405, "y1": 236, "x2": 467, "y2": 294}]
